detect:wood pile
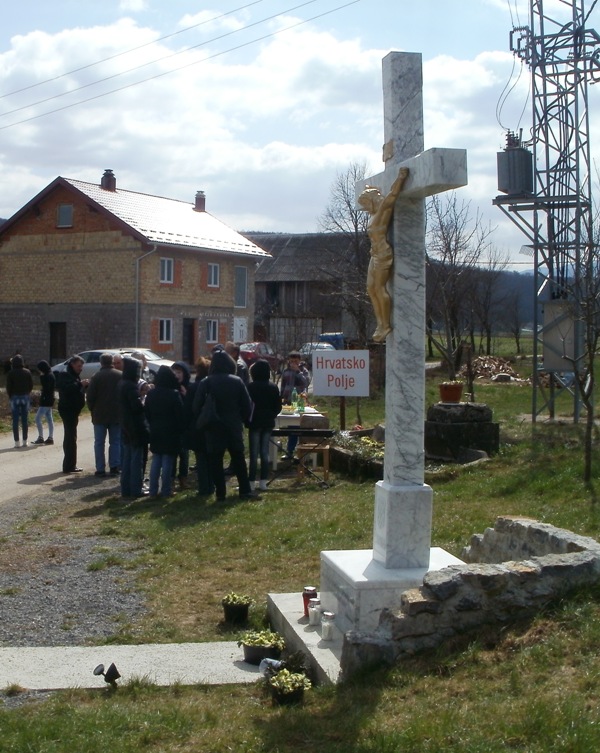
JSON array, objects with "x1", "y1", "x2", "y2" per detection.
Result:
[{"x1": 459, "y1": 356, "x2": 521, "y2": 380}]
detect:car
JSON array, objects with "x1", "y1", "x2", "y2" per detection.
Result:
[
  {"x1": 238, "y1": 342, "x2": 282, "y2": 376},
  {"x1": 51, "y1": 348, "x2": 173, "y2": 382},
  {"x1": 118, "y1": 348, "x2": 174, "y2": 382},
  {"x1": 51, "y1": 349, "x2": 123, "y2": 380},
  {"x1": 297, "y1": 341, "x2": 336, "y2": 369}
]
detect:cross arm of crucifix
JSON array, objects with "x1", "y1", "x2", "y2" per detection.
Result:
[{"x1": 356, "y1": 147, "x2": 467, "y2": 206}]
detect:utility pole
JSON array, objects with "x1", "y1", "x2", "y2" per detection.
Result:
[{"x1": 494, "y1": 0, "x2": 600, "y2": 421}]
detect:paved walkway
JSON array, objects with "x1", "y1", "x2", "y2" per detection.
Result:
[{"x1": 0, "y1": 417, "x2": 339, "y2": 691}]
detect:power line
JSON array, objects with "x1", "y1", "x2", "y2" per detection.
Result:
[
  {"x1": 0, "y1": 0, "x2": 321, "y2": 119},
  {"x1": 0, "y1": 1, "x2": 360, "y2": 132},
  {"x1": 0, "y1": 0, "x2": 268, "y2": 100}
]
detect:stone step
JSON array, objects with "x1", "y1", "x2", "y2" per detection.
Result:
[{"x1": 267, "y1": 592, "x2": 342, "y2": 685}]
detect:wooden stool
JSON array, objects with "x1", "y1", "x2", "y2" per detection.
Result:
[{"x1": 295, "y1": 414, "x2": 331, "y2": 482}]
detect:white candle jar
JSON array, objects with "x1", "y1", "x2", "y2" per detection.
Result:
[
  {"x1": 321, "y1": 611, "x2": 335, "y2": 641},
  {"x1": 308, "y1": 598, "x2": 321, "y2": 625}
]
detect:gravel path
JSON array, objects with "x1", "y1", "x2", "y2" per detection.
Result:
[{"x1": 0, "y1": 481, "x2": 146, "y2": 648}]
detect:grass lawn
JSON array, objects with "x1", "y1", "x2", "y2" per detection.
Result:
[{"x1": 2, "y1": 363, "x2": 600, "y2": 751}]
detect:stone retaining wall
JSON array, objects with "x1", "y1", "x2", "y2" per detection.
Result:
[{"x1": 341, "y1": 517, "x2": 600, "y2": 678}]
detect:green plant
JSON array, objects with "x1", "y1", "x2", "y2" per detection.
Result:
[
  {"x1": 266, "y1": 668, "x2": 312, "y2": 694},
  {"x1": 237, "y1": 629, "x2": 285, "y2": 650},
  {"x1": 335, "y1": 434, "x2": 384, "y2": 461},
  {"x1": 221, "y1": 592, "x2": 254, "y2": 607}
]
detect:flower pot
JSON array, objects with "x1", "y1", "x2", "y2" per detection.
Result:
[
  {"x1": 223, "y1": 602, "x2": 250, "y2": 624},
  {"x1": 271, "y1": 687, "x2": 304, "y2": 706},
  {"x1": 439, "y1": 383, "x2": 463, "y2": 403},
  {"x1": 242, "y1": 643, "x2": 282, "y2": 665}
]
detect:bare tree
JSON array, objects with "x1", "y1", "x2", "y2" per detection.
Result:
[
  {"x1": 503, "y1": 289, "x2": 524, "y2": 354},
  {"x1": 425, "y1": 193, "x2": 495, "y2": 378},
  {"x1": 468, "y1": 247, "x2": 509, "y2": 355},
  {"x1": 317, "y1": 161, "x2": 373, "y2": 345}
]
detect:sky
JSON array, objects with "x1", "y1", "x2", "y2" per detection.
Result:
[{"x1": 0, "y1": 0, "x2": 598, "y2": 268}]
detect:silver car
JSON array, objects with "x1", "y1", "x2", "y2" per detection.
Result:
[{"x1": 51, "y1": 349, "x2": 122, "y2": 380}]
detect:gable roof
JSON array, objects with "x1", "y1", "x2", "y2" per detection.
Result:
[
  {"x1": 244, "y1": 232, "x2": 356, "y2": 282},
  {"x1": 1, "y1": 176, "x2": 269, "y2": 259}
]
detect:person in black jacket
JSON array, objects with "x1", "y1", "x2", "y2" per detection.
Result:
[
  {"x1": 32, "y1": 360, "x2": 55, "y2": 445},
  {"x1": 56, "y1": 355, "x2": 88, "y2": 473},
  {"x1": 247, "y1": 359, "x2": 282, "y2": 491},
  {"x1": 192, "y1": 350, "x2": 257, "y2": 502},
  {"x1": 183, "y1": 357, "x2": 214, "y2": 496},
  {"x1": 6, "y1": 354, "x2": 34, "y2": 448},
  {"x1": 118, "y1": 357, "x2": 149, "y2": 498},
  {"x1": 171, "y1": 360, "x2": 191, "y2": 489},
  {"x1": 144, "y1": 365, "x2": 184, "y2": 497}
]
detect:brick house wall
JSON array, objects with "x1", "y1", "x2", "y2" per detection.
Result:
[{"x1": 0, "y1": 182, "x2": 256, "y2": 365}]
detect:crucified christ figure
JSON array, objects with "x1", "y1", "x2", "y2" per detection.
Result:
[{"x1": 357, "y1": 166, "x2": 410, "y2": 342}]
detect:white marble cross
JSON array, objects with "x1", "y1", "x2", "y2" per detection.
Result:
[
  {"x1": 319, "y1": 52, "x2": 467, "y2": 634},
  {"x1": 358, "y1": 52, "x2": 467, "y2": 568}
]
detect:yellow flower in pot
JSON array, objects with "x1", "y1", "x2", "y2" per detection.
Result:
[
  {"x1": 221, "y1": 592, "x2": 254, "y2": 624},
  {"x1": 267, "y1": 668, "x2": 312, "y2": 705},
  {"x1": 238, "y1": 629, "x2": 285, "y2": 665}
]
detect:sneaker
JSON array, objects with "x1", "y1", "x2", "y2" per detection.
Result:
[
  {"x1": 259, "y1": 480, "x2": 269, "y2": 491},
  {"x1": 32, "y1": 437, "x2": 45, "y2": 445},
  {"x1": 44, "y1": 438, "x2": 54, "y2": 445},
  {"x1": 94, "y1": 470, "x2": 107, "y2": 477},
  {"x1": 110, "y1": 467, "x2": 120, "y2": 475},
  {"x1": 14, "y1": 441, "x2": 19, "y2": 449},
  {"x1": 21, "y1": 440, "x2": 28, "y2": 447}
]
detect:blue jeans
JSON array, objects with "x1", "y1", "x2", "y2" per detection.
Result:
[
  {"x1": 10, "y1": 396, "x2": 30, "y2": 442},
  {"x1": 248, "y1": 428, "x2": 272, "y2": 482},
  {"x1": 93, "y1": 423, "x2": 121, "y2": 472},
  {"x1": 121, "y1": 444, "x2": 144, "y2": 498},
  {"x1": 35, "y1": 406, "x2": 54, "y2": 439},
  {"x1": 149, "y1": 453, "x2": 175, "y2": 497}
]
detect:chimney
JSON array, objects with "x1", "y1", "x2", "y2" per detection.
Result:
[
  {"x1": 194, "y1": 190, "x2": 206, "y2": 212},
  {"x1": 101, "y1": 169, "x2": 116, "y2": 191}
]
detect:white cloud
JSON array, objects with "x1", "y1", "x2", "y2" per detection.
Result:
[
  {"x1": 119, "y1": 0, "x2": 147, "y2": 11},
  {"x1": 0, "y1": 3, "x2": 597, "y2": 265}
]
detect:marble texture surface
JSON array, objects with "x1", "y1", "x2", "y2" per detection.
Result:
[
  {"x1": 316, "y1": 51, "x2": 469, "y2": 639},
  {"x1": 320, "y1": 548, "x2": 464, "y2": 633},
  {"x1": 372, "y1": 480, "x2": 433, "y2": 568}
]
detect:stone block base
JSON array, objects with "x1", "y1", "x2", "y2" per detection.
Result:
[
  {"x1": 425, "y1": 420, "x2": 499, "y2": 459},
  {"x1": 320, "y1": 548, "x2": 464, "y2": 633}
]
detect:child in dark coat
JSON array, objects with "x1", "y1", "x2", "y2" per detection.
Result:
[
  {"x1": 247, "y1": 359, "x2": 282, "y2": 491},
  {"x1": 144, "y1": 365, "x2": 185, "y2": 497}
]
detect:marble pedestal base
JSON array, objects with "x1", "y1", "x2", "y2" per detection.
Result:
[
  {"x1": 373, "y1": 481, "x2": 433, "y2": 568},
  {"x1": 320, "y1": 547, "x2": 464, "y2": 633}
]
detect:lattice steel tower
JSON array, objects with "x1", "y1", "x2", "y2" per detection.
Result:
[{"x1": 493, "y1": 0, "x2": 600, "y2": 420}]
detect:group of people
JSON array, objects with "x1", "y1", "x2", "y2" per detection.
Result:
[{"x1": 5, "y1": 344, "x2": 311, "y2": 503}]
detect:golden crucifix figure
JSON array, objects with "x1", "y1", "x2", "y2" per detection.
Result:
[{"x1": 357, "y1": 166, "x2": 410, "y2": 342}]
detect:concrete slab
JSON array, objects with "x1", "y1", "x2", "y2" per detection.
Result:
[{"x1": 0, "y1": 642, "x2": 262, "y2": 690}]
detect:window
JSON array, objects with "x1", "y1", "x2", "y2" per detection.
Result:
[
  {"x1": 56, "y1": 204, "x2": 73, "y2": 228},
  {"x1": 160, "y1": 258, "x2": 174, "y2": 284},
  {"x1": 208, "y1": 263, "x2": 220, "y2": 287},
  {"x1": 206, "y1": 320, "x2": 218, "y2": 343},
  {"x1": 159, "y1": 318, "x2": 173, "y2": 343},
  {"x1": 234, "y1": 266, "x2": 248, "y2": 308}
]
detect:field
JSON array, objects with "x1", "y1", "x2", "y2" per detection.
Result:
[{"x1": 3, "y1": 349, "x2": 600, "y2": 751}]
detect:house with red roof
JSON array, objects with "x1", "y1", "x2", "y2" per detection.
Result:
[{"x1": 0, "y1": 170, "x2": 268, "y2": 365}]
